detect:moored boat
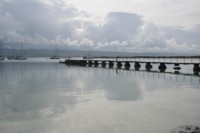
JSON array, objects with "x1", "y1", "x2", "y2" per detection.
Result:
[
  {"x1": 15, "y1": 56, "x2": 27, "y2": 60},
  {"x1": 50, "y1": 55, "x2": 60, "y2": 59}
]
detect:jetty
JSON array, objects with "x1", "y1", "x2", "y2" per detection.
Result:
[{"x1": 62, "y1": 56, "x2": 200, "y2": 75}]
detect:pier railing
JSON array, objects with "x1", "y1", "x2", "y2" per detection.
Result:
[{"x1": 68, "y1": 56, "x2": 200, "y2": 64}]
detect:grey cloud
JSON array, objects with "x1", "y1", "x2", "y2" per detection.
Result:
[
  {"x1": 103, "y1": 12, "x2": 143, "y2": 41},
  {"x1": 85, "y1": 12, "x2": 143, "y2": 42},
  {"x1": 161, "y1": 26, "x2": 200, "y2": 46},
  {"x1": 0, "y1": 12, "x2": 23, "y2": 33},
  {"x1": 1, "y1": 0, "x2": 80, "y2": 38},
  {"x1": 0, "y1": 0, "x2": 200, "y2": 53}
]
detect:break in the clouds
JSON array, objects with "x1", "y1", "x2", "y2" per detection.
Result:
[{"x1": 0, "y1": 0, "x2": 200, "y2": 53}]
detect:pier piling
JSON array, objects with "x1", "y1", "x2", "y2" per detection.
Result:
[
  {"x1": 159, "y1": 63, "x2": 167, "y2": 72},
  {"x1": 117, "y1": 62, "x2": 122, "y2": 69},
  {"x1": 109, "y1": 61, "x2": 114, "y2": 68},
  {"x1": 145, "y1": 62, "x2": 152, "y2": 71},
  {"x1": 134, "y1": 62, "x2": 141, "y2": 70},
  {"x1": 125, "y1": 62, "x2": 131, "y2": 70},
  {"x1": 94, "y1": 61, "x2": 99, "y2": 67},
  {"x1": 102, "y1": 61, "x2": 106, "y2": 68},
  {"x1": 193, "y1": 64, "x2": 200, "y2": 75},
  {"x1": 88, "y1": 61, "x2": 93, "y2": 67}
]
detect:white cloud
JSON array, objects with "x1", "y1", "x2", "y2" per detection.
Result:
[
  {"x1": 0, "y1": 0, "x2": 200, "y2": 53},
  {"x1": 62, "y1": 0, "x2": 200, "y2": 29},
  {"x1": 84, "y1": 12, "x2": 143, "y2": 42}
]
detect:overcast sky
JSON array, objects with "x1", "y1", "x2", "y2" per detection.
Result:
[{"x1": 0, "y1": 0, "x2": 200, "y2": 53}]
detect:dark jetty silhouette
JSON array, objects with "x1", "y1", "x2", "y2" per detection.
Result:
[{"x1": 62, "y1": 56, "x2": 200, "y2": 75}]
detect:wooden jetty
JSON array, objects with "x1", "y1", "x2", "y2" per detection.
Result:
[{"x1": 62, "y1": 56, "x2": 200, "y2": 74}]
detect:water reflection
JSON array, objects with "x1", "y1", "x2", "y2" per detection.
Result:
[
  {"x1": 117, "y1": 68, "x2": 200, "y2": 84},
  {"x1": 0, "y1": 62, "x2": 200, "y2": 133},
  {"x1": 0, "y1": 63, "x2": 80, "y2": 122},
  {"x1": 0, "y1": 62, "x2": 143, "y2": 120},
  {"x1": 98, "y1": 70, "x2": 142, "y2": 101}
]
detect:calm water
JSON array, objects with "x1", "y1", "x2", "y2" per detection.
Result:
[{"x1": 0, "y1": 58, "x2": 200, "y2": 133}]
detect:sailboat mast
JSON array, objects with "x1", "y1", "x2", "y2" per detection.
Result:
[
  {"x1": 0, "y1": 40, "x2": 2, "y2": 56},
  {"x1": 21, "y1": 42, "x2": 23, "y2": 56},
  {"x1": 20, "y1": 42, "x2": 25, "y2": 56},
  {"x1": 12, "y1": 45, "x2": 15, "y2": 57},
  {"x1": 0, "y1": 40, "x2": 3, "y2": 56},
  {"x1": 56, "y1": 44, "x2": 57, "y2": 57},
  {"x1": 89, "y1": 45, "x2": 90, "y2": 58}
]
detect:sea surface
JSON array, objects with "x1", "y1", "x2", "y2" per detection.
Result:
[{"x1": 0, "y1": 58, "x2": 200, "y2": 133}]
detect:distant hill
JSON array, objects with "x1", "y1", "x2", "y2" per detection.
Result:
[{"x1": 2, "y1": 49, "x2": 200, "y2": 57}]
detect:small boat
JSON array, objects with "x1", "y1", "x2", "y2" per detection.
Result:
[
  {"x1": 82, "y1": 56, "x2": 93, "y2": 59},
  {"x1": 50, "y1": 55, "x2": 60, "y2": 59},
  {"x1": 7, "y1": 56, "x2": 15, "y2": 60},
  {"x1": 15, "y1": 56, "x2": 27, "y2": 60},
  {"x1": 173, "y1": 67, "x2": 181, "y2": 70}
]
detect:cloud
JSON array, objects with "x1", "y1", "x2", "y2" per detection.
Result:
[
  {"x1": 84, "y1": 12, "x2": 143, "y2": 42},
  {"x1": 59, "y1": 0, "x2": 200, "y2": 29},
  {"x1": 0, "y1": 12, "x2": 23, "y2": 33},
  {"x1": 1, "y1": 0, "x2": 81, "y2": 37},
  {"x1": 0, "y1": 0, "x2": 200, "y2": 53}
]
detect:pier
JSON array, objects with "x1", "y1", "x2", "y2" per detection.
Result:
[{"x1": 63, "y1": 56, "x2": 200, "y2": 75}]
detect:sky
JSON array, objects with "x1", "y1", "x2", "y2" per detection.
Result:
[{"x1": 0, "y1": 0, "x2": 200, "y2": 53}]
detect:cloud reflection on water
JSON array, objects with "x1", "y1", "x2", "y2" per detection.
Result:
[
  {"x1": 0, "y1": 62, "x2": 200, "y2": 133},
  {"x1": 0, "y1": 63, "x2": 143, "y2": 120}
]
